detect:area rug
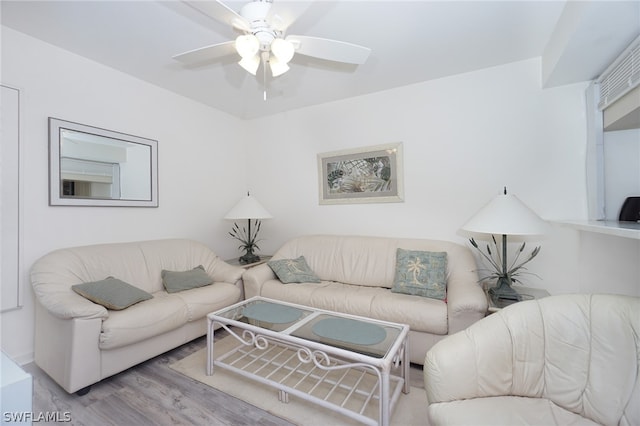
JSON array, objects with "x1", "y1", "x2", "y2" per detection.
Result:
[{"x1": 169, "y1": 335, "x2": 429, "y2": 425}]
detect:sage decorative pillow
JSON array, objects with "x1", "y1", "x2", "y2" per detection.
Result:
[
  {"x1": 161, "y1": 265, "x2": 213, "y2": 293},
  {"x1": 72, "y1": 277, "x2": 152, "y2": 310},
  {"x1": 391, "y1": 249, "x2": 447, "y2": 300},
  {"x1": 267, "y1": 256, "x2": 321, "y2": 284}
]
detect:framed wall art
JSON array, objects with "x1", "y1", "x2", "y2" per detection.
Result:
[{"x1": 317, "y1": 142, "x2": 404, "y2": 205}]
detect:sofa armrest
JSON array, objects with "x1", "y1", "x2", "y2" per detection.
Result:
[
  {"x1": 32, "y1": 288, "x2": 108, "y2": 320},
  {"x1": 446, "y1": 278, "x2": 487, "y2": 334},
  {"x1": 425, "y1": 312, "x2": 514, "y2": 404},
  {"x1": 208, "y1": 257, "x2": 245, "y2": 284},
  {"x1": 30, "y1": 253, "x2": 110, "y2": 320},
  {"x1": 445, "y1": 251, "x2": 488, "y2": 334},
  {"x1": 242, "y1": 264, "x2": 277, "y2": 299},
  {"x1": 424, "y1": 327, "x2": 479, "y2": 404},
  {"x1": 34, "y1": 302, "x2": 103, "y2": 393}
]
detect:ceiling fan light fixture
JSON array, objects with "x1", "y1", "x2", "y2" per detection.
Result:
[
  {"x1": 269, "y1": 56, "x2": 290, "y2": 77},
  {"x1": 172, "y1": 0, "x2": 374, "y2": 87},
  {"x1": 271, "y1": 38, "x2": 295, "y2": 63},
  {"x1": 238, "y1": 55, "x2": 260, "y2": 75},
  {"x1": 235, "y1": 34, "x2": 259, "y2": 58}
]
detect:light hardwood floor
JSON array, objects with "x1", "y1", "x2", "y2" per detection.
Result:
[
  {"x1": 24, "y1": 330, "x2": 425, "y2": 426},
  {"x1": 23, "y1": 330, "x2": 294, "y2": 426}
]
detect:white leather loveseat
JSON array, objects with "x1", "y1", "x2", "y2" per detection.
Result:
[
  {"x1": 242, "y1": 234, "x2": 488, "y2": 364},
  {"x1": 30, "y1": 239, "x2": 244, "y2": 394},
  {"x1": 424, "y1": 294, "x2": 640, "y2": 425}
]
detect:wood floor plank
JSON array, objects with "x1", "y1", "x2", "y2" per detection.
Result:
[
  {"x1": 25, "y1": 330, "x2": 424, "y2": 425},
  {"x1": 25, "y1": 335, "x2": 294, "y2": 426}
]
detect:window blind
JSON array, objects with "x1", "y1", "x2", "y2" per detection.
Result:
[
  {"x1": 597, "y1": 35, "x2": 640, "y2": 111},
  {"x1": 61, "y1": 157, "x2": 115, "y2": 183}
]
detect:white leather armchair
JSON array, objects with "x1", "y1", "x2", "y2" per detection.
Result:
[{"x1": 424, "y1": 294, "x2": 640, "y2": 425}]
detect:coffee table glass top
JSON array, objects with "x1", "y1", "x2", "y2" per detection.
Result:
[
  {"x1": 213, "y1": 298, "x2": 315, "y2": 332},
  {"x1": 210, "y1": 297, "x2": 405, "y2": 359},
  {"x1": 290, "y1": 313, "x2": 401, "y2": 359}
]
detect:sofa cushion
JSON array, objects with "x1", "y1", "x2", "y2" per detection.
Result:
[
  {"x1": 171, "y1": 282, "x2": 242, "y2": 321},
  {"x1": 99, "y1": 292, "x2": 189, "y2": 350},
  {"x1": 72, "y1": 277, "x2": 153, "y2": 310},
  {"x1": 161, "y1": 265, "x2": 212, "y2": 293},
  {"x1": 267, "y1": 256, "x2": 321, "y2": 283},
  {"x1": 258, "y1": 279, "x2": 448, "y2": 335},
  {"x1": 391, "y1": 249, "x2": 447, "y2": 300}
]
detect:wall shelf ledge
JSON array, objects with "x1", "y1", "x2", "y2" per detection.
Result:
[{"x1": 555, "y1": 220, "x2": 640, "y2": 240}]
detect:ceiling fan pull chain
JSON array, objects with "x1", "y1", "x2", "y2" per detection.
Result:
[{"x1": 263, "y1": 52, "x2": 268, "y2": 101}]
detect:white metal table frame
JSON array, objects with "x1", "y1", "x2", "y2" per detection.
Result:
[{"x1": 206, "y1": 296, "x2": 410, "y2": 426}]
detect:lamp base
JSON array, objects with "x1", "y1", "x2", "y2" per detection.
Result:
[
  {"x1": 488, "y1": 277, "x2": 519, "y2": 301},
  {"x1": 238, "y1": 253, "x2": 260, "y2": 265}
]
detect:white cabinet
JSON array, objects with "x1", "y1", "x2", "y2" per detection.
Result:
[{"x1": 1, "y1": 352, "x2": 32, "y2": 426}]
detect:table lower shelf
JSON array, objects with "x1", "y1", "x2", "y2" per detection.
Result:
[{"x1": 212, "y1": 334, "x2": 404, "y2": 426}]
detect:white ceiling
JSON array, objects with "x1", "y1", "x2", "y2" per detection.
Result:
[{"x1": 2, "y1": 1, "x2": 639, "y2": 119}]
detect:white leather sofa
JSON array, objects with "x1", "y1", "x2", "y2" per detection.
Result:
[
  {"x1": 242, "y1": 234, "x2": 488, "y2": 364},
  {"x1": 30, "y1": 239, "x2": 244, "y2": 394},
  {"x1": 424, "y1": 293, "x2": 640, "y2": 425}
]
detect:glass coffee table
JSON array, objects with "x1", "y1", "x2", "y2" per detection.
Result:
[{"x1": 207, "y1": 296, "x2": 410, "y2": 426}]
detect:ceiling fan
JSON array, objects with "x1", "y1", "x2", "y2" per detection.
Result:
[{"x1": 173, "y1": 0, "x2": 372, "y2": 78}]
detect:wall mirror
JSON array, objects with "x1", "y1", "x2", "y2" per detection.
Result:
[{"x1": 49, "y1": 118, "x2": 158, "y2": 207}]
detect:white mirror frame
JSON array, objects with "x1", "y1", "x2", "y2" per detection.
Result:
[{"x1": 49, "y1": 118, "x2": 158, "y2": 207}]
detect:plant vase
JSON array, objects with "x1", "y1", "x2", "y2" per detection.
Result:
[
  {"x1": 229, "y1": 219, "x2": 263, "y2": 265},
  {"x1": 488, "y1": 276, "x2": 518, "y2": 301}
]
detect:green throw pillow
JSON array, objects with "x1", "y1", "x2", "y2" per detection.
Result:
[
  {"x1": 161, "y1": 265, "x2": 213, "y2": 293},
  {"x1": 267, "y1": 256, "x2": 321, "y2": 284},
  {"x1": 72, "y1": 277, "x2": 153, "y2": 310},
  {"x1": 391, "y1": 249, "x2": 447, "y2": 300}
]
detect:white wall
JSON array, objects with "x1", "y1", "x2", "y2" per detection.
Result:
[
  {"x1": 247, "y1": 58, "x2": 588, "y2": 247},
  {"x1": 603, "y1": 128, "x2": 640, "y2": 220},
  {"x1": 247, "y1": 58, "x2": 638, "y2": 298},
  {"x1": 3, "y1": 28, "x2": 638, "y2": 363},
  {"x1": 576, "y1": 231, "x2": 639, "y2": 295},
  {"x1": 0, "y1": 27, "x2": 248, "y2": 362}
]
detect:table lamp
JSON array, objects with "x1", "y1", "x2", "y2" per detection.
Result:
[
  {"x1": 461, "y1": 187, "x2": 548, "y2": 300},
  {"x1": 224, "y1": 192, "x2": 272, "y2": 264}
]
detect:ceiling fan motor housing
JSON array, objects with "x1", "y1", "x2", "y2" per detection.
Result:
[
  {"x1": 241, "y1": 0, "x2": 279, "y2": 51},
  {"x1": 254, "y1": 28, "x2": 278, "y2": 51},
  {"x1": 240, "y1": 0, "x2": 272, "y2": 21}
]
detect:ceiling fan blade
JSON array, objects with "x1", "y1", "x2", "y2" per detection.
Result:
[
  {"x1": 286, "y1": 35, "x2": 371, "y2": 65},
  {"x1": 183, "y1": 0, "x2": 249, "y2": 31},
  {"x1": 267, "y1": 1, "x2": 313, "y2": 32},
  {"x1": 173, "y1": 40, "x2": 237, "y2": 64}
]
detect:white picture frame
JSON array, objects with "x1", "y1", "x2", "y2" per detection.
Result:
[{"x1": 317, "y1": 142, "x2": 404, "y2": 205}]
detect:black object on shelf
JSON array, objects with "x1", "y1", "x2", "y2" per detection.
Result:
[{"x1": 619, "y1": 197, "x2": 640, "y2": 222}]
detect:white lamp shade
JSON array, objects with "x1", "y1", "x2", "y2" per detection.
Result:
[
  {"x1": 238, "y1": 55, "x2": 260, "y2": 75},
  {"x1": 225, "y1": 194, "x2": 272, "y2": 220},
  {"x1": 271, "y1": 38, "x2": 295, "y2": 63},
  {"x1": 461, "y1": 191, "x2": 548, "y2": 236},
  {"x1": 269, "y1": 56, "x2": 290, "y2": 77},
  {"x1": 235, "y1": 35, "x2": 259, "y2": 58}
]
